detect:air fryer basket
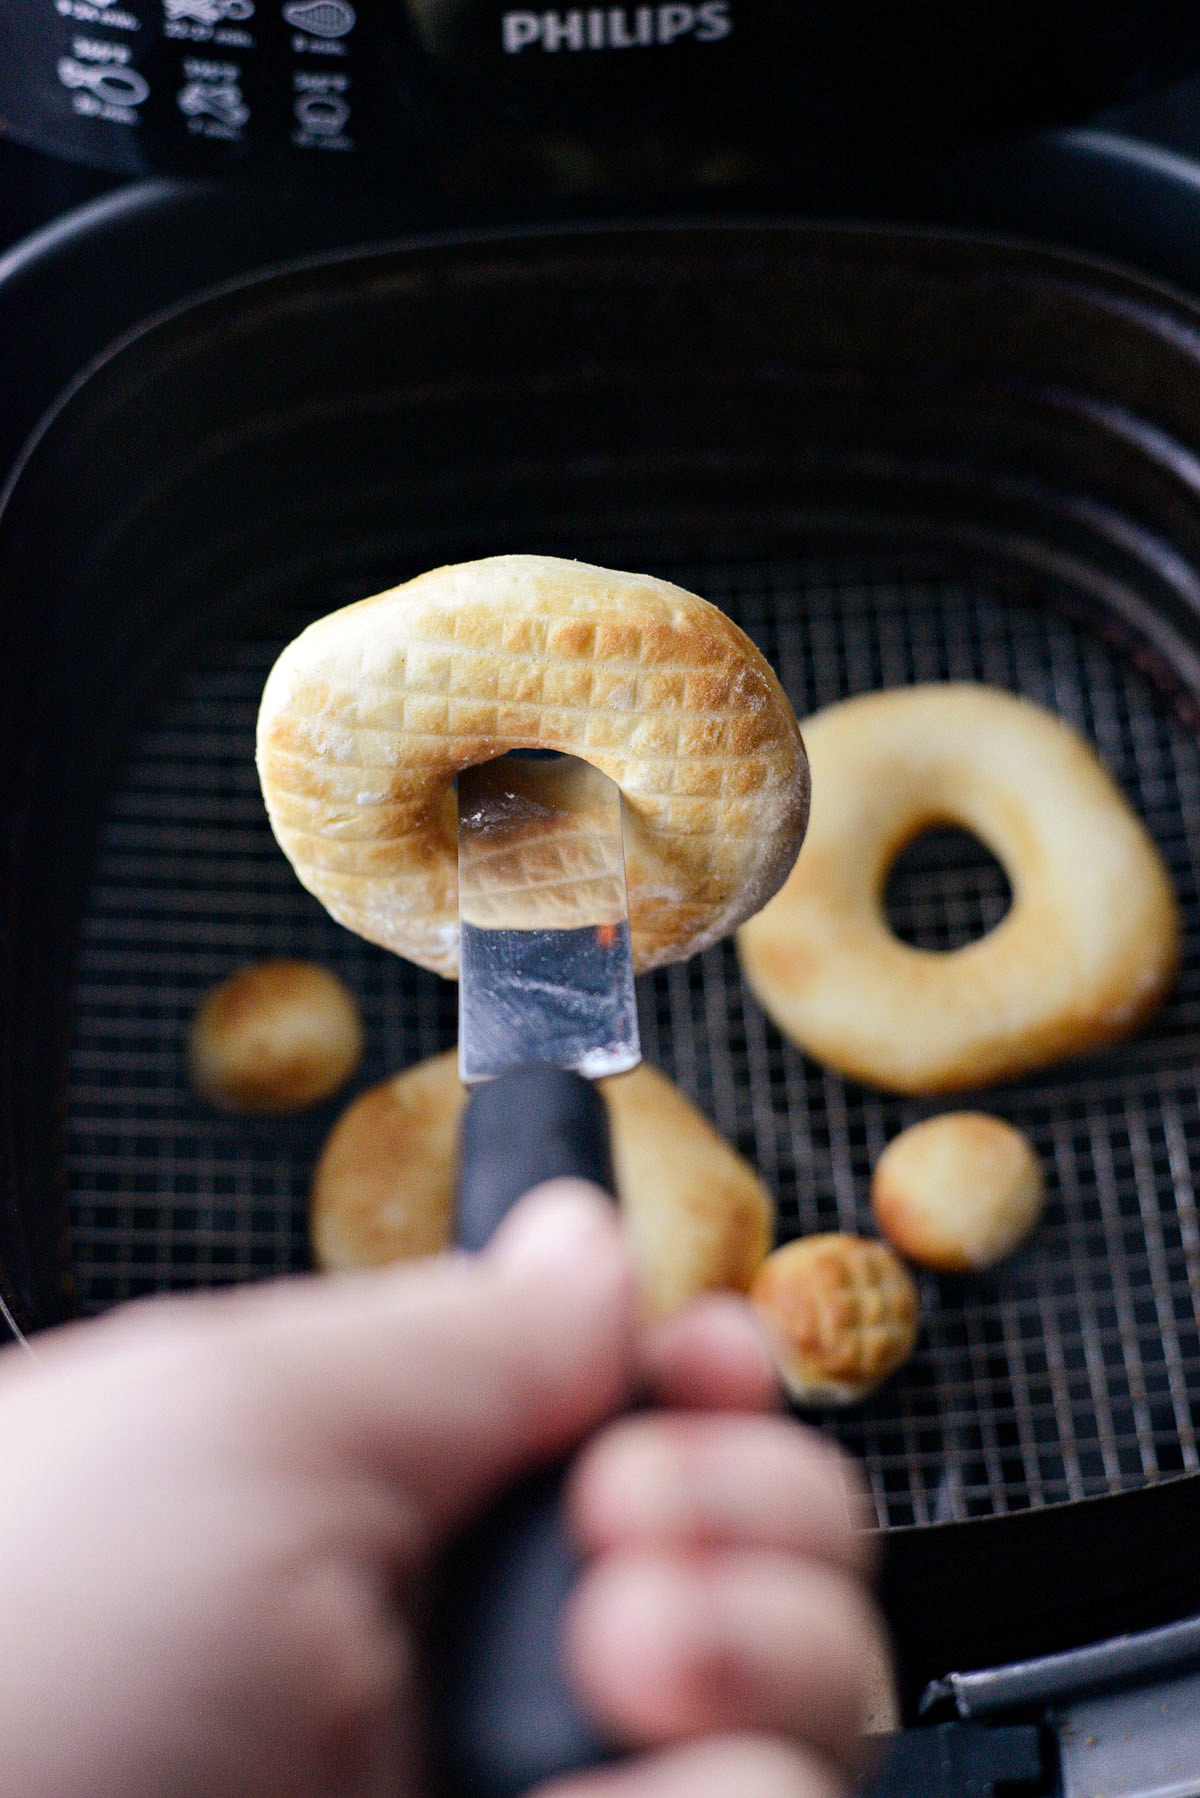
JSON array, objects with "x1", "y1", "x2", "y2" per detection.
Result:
[{"x1": 6, "y1": 223, "x2": 1200, "y2": 1709}]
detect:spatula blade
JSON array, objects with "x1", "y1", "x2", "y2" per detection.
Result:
[{"x1": 457, "y1": 754, "x2": 640, "y2": 1084}]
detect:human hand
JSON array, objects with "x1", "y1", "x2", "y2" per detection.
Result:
[{"x1": 0, "y1": 1182, "x2": 886, "y2": 1798}]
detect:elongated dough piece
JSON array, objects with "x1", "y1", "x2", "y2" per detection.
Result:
[{"x1": 311, "y1": 1053, "x2": 774, "y2": 1316}]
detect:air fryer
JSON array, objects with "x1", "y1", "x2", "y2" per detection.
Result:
[
  {"x1": 5, "y1": 224, "x2": 1200, "y2": 1767},
  {"x1": 8, "y1": 8, "x2": 1200, "y2": 1791}
]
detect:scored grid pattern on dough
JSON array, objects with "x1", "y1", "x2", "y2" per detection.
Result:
[
  {"x1": 65, "y1": 550, "x2": 1200, "y2": 1530},
  {"x1": 267, "y1": 590, "x2": 788, "y2": 968},
  {"x1": 771, "y1": 1237, "x2": 920, "y2": 1388},
  {"x1": 457, "y1": 760, "x2": 628, "y2": 931},
  {"x1": 458, "y1": 832, "x2": 627, "y2": 930},
  {"x1": 282, "y1": 628, "x2": 770, "y2": 794}
]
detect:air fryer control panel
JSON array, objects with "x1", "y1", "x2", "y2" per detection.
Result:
[
  {"x1": 2, "y1": 0, "x2": 785, "y2": 190},
  {"x1": 4, "y1": 0, "x2": 1200, "y2": 195}
]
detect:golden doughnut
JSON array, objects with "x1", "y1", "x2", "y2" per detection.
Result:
[
  {"x1": 749, "y1": 1234, "x2": 920, "y2": 1407},
  {"x1": 737, "y1": 684, "x2": 1180, "y2": 1095},
  {"x1": 872, "y1": 1112, "x2": 1045, "y2": 1273},
  {"x1": 256, "y1": 555, "x2": 809, "y2": 976},
  {"x1": 311, "y1": 1052, "x2": 774, "y2": 1316}
]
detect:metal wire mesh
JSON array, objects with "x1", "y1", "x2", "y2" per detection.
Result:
[{"x1": 64, "y1": 548, "x2": 1200, "y2": 1528}]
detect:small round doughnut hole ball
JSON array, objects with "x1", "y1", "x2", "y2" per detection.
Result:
[
  {"x1": 871, "y1": 1112, "x2": 1045, "y2": 1273},
  {"x1": 750, "y1": 1233, "x2": 920, "y2": 1407},
  {"x1": 188, "y1": 959, "x2": 364, "y2": 1115}
]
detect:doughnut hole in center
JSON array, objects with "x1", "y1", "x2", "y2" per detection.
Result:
[{"x1": 883, "y1": 825, "x2": 1013, "y2": 953}]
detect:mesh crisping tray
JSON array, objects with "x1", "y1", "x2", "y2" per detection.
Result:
[{"x1": 65, "y1": 546, "x2": 1200, "y2": 1534}]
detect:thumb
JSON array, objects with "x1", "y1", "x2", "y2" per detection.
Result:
[{"x1": 225, "y1": 1180, "x2": 640, "y2": 1538}]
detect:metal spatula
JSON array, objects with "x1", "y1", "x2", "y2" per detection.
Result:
[
  {"x1": 457, "y1": 751, "x2": 640, "y2": 1087},
  {"x1": 434, "y1": 752, "x2": 640, "y2": 1798}
]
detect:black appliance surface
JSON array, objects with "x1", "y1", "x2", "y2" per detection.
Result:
[
  {"x1": 7, "y1": 227, "x2": 1200, "y2": 1737},
  {"x1": 20, "y1": 118, "x2": 1200, "y2": 504},
  {"x1": 4, "y1": 0, "x2": 1200, "y2": 196}
]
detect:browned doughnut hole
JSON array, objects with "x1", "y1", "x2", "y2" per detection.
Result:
[{"x1": 188, "y1": 959, "x2": 364, "y2": 1114}]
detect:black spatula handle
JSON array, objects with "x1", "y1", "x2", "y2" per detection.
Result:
[
  {"x1": 435, "y1": 1065, "x2": 616, "y2": 1798},
  {"x1": 456, "y1": 1064, "x2": 615, "y2": 1247}
]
